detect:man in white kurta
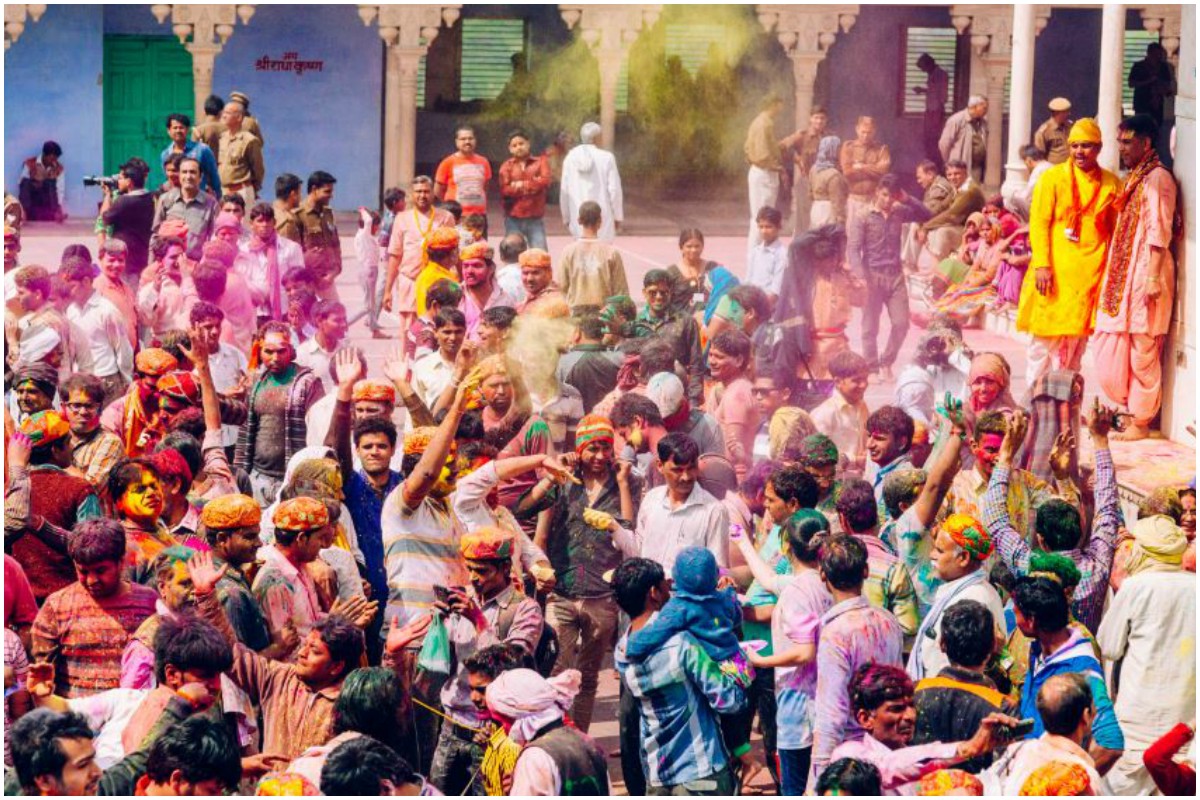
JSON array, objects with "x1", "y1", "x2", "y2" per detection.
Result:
[
  {"x1": 559, "y1": 122, "x2": 624, "y2": 242},
  {"x1": 1096, "y1": 517, "x2": 1195, "y2": 796}
]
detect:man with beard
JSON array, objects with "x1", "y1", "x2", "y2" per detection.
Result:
[
  {"x1": 234, "y1": 321, "x2": 325, "y2": 505},
  {"x1": 10, "y1": 360, "x2": 57, "y2": 425}
]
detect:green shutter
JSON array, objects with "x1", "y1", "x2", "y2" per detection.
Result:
[
  {"x1": 664, "y1": 23, "x2": 729, "y2": 76},
  {"x1": 1123, "y1": 30, "x2": 1161, "y2": 115},
  {"x1": 902, "y1": 27, "x2": 957, "y2": 115},
  {"x1": 460, "y1": 18, "x2": 527, "y2": 102}
]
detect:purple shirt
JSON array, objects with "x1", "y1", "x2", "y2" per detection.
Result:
[
  {"x1": 811, "y1": 595, "x2": 904, "y2": 780},
  {"x1": 830, "y1": 733, "x2": 959, "y2": 795}
]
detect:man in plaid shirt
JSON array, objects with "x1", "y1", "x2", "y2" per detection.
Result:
[
  {"x1": 612, "y1": 558, "x2": 747, "y2": 794},
  {"x1": 982, "y1": 401, "x2": 1121, "y2": 632}
]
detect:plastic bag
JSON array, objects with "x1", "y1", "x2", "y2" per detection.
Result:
[{"x1": 416, "y1": 612, "x2": 452, "y2": 675}]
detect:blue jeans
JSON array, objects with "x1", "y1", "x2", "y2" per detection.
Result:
[
  {"x1": 778, "y1": 747, "x2": 811, "y2": 796},
  {"x1": 504, "y1": 216, "x2": 547, "y2": 250}
]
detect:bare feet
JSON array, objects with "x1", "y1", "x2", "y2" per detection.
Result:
[
  {"x1": 371, "y1": 329, "x2": 392, "y2": 340},
  {"x1": 738, "y1": 754, "x2": 767, "y2": 794},
  {"x1": 1111, "y1": 422, "x2": 1151, "y2": 441}
]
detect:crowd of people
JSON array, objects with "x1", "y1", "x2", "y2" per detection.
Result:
[{"x1": 0, "y1": 76, "x2": 1194, "y2": 798}]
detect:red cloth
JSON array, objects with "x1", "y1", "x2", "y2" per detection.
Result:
[
  {"x1": 1144, "y1": 723, "x2": 1196, "y2": 796},
  {"x1": 12, "y1": 469, "x2": 97, "y2": 602},
  {"x1": 499, "y1": 155, "x2": 550, "y2": 219},
  {"x1": 4, "y1": 555, "x2": 37, "y2": 627}
]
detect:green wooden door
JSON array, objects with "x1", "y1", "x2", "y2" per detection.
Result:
[{"x1": 103, "y1": 36, "x2": 194, "y2": 188}]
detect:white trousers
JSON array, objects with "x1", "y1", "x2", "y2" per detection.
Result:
[{"x1": 747, "y1": 165, "x2": 780, "y2": 248}]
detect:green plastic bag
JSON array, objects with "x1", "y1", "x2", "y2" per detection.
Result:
[{"x1": 416, "y1": 612, "x2": 452, "y2": 675}]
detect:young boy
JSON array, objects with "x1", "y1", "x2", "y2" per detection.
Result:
[
  {"x1": 460, "y1": 213, "x2": 486, "y2": 247},
  {"x1": 809, "y1": 350, "x2": 871, "y2": 477},
  {"x1": 354, "y1": 207, "x2": 387, "y2": 338},
  {"x1": 404, "y1": 278, "x2": 463, "y2": 365},
  {"x1": 745, "y1": 206, "x2": 786, "y2": 302},
  {"x1": 476, "y1": 305, "x2": 517, "y2": 356}
]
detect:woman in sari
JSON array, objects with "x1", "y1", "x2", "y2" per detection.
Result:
[
  {"x1": 666, "y1": 228, "x2": 738, "y2": 326},
  {"x1": 934, "y1": 214, "x2": 1025, "y2": 326}
]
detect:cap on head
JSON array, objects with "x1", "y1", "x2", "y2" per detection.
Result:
[{"x1": 1048, "y1": 97, "x2": 1071, "y2": 112}]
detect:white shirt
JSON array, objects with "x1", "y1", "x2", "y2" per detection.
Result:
[
  {"x1": 510, "y1": 747, "x2": 563, "y2": 796},
  {"x1": 916, "y1": 570, "x2": 1005, "y2": 679},
  {"x1": 411, "y1": 350, "x2": 456, "y2": 409},
  {"x1": 745, "y1": 238, "x2": 787, "y2": 295},
  {"x1": 810, "y1": 391, "x2": 869, "y2": 473},
  {"x1": 233, "y1": 236, "x2": 304, "y2": 318},
  {"x1": 560, "y1": 144, "x2": 624, "y2": 241},
  {"x1": 67, "y1": 291, "x2": 134, "y2": 380},
  {"x1": 496, "y1": 262, "x2": 527, "y2": 304},
  {"x1": 67, "y1": 688, "x2": 144, "y2": 769},
  {"x1": 207, "y1": 341, "x2": 248, "y2": 448},
  {"x1": 635, "y1": 483, "x2": 729, "y2": 573},
  {"x1": 296, "y1": 337, "x2": 336, "y2": 394}
]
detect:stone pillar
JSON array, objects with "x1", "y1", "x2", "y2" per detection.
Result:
[
  {"x1": 1140, "y1": 5, "x2": 1183, "y2": 67},
  {"x1": 1097, "y1": 3, "x2": 1126, "y2": 173},
  {"x1": 756, "y1": 5, "x2": 859, "y2": 131},
  {"x1": 359, "y1": 5, "x2": 460, "y2": 189},
  {"x1": 559, "y1": 4, "x2": 661, "y2": 150},
  {"x1": 1001, "y1": 3, "x2": 1039, "y2": 204},
  {"x1": 1161, "y1": 3, "x2": 1194, "y2": 441},
  {"x1": 951, "y1": 5, "x2": 1051, "y2": 192},
  {"x1": 152, "y1": 4, "x2": 255, "y2": 121}
]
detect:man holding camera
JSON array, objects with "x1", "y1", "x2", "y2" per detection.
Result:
[{"x1": 98, "y1": 157, "x2": 156, "y2": 281}]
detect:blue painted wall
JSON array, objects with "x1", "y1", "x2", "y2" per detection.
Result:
[
  {"x1": 105, "y1": 4, "x2": 385, "y2": 209},
  {"x1": 4, "y1": 5, "x2": 104, "y2": 219}
]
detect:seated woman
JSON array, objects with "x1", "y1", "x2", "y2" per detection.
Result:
[
  {"x1": 929, "y1": 211, "x2": 986, "y2": 299},
  {"x1": 933, "y1": 214, "x2": 1025, "y2": 327},
  {"x1": 990, "y1": 222, "x2": 1031, "y2": 312}
]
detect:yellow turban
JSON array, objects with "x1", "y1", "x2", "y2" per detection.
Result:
[
  {"x1": 1067, "y1": 117, "x2": 1102, "y2": 144},
  {"x1": 1019, "y1": 761, "x2": 1092, "y2": 796},
  {"x1": 201, "y1": 494, "x2": 262, "y2": 530}
]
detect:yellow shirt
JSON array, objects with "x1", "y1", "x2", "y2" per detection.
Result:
[
  {"x1": 414, "y1": 262, "x2": 458, "y2": 316},
  {"x1": 1016, "y1": 160, "x2": 1120, "y2": 338}
]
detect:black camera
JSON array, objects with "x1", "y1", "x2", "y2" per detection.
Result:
[{"x1": 82, "y1": 175, "x2": 119, "y2": 189}]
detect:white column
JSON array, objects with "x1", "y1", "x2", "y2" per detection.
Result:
[
  {"x1": 1161, "y1": 3, "x2": 1195, "y2": 441},
  {"x1": 1097, "y1": 3, "x2": 1126, "y2": 172},
  {"x1": 395, "y1": 46, "x2": 425, "y2": 186},
  {"x1": 379, "y1": 28, "x2": 402, "y2": 189},
  {"x1": 186, "y1": 44, "x2": 220, "y2": 122},
  {"x1": 790, "y1": 56, "x2": 822, "y2": 130},
  {"x1": 596, "y1": 49, "x2": 624, "y2": 151},
  {"x1": 1002, "y1": 4, "x2": 1037, "y2": 200}
]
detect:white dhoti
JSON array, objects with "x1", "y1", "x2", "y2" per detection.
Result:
[
  {"x1": 810, "y1": 199, "x2": 835, "y2": 228},
  {"x1": 747, "y1": 165, "x2": 780, "y2": 247}
]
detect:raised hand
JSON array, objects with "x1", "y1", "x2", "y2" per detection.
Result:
[
  {"x1": 180, "y1": 328, "x2": 209, "y2": 371},
  {"x1": 334, "y1": 347, "x2": 365, "y2": 390},
  {"x1": 27, "y1": 662, "x2": 54, "y2": 699},
  {"x1": 382, "y1": 345, "x2": 410, "y2": 387},
  {"x1": 7, "y1": 431, "x2": 32, "y2": 472},
  {"x1": 542, "y1": 454, "x2": 580, "y2": 485},
  {"x1": 1048, "y1": 430, "x2": 1075, "y2": 479},
  {"x1": 186, "y1": 550, "x2": 228, "y2": 597},
  {"x1": 1000, "y1": 409, "x2": 1029, "y2": 464},
  {"x1": 385, "y1": 613, "x2": 433, "y2": 655},
  {"x1": 937, "y1": 391, "x2": 966, "y2": 431},
  {"x1": 279, "y1": 619, "x2": 300, "y2": 654}
]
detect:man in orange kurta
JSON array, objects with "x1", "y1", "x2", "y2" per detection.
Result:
[
  {"x1": 1016, "y1": 118, "x2": 1120, "y2": 382},
  {"x1": 1093, "y1": 115, "x2": 1177, "y2": 440}
]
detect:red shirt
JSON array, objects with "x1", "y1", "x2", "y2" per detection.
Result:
[
  {"x1": 435, "y1": 152, "x2": 492, "y2": 215},
  {"x1": 499, "y1": 155, "x2": 550, "y2": 219},
  {"x1": 4, "y1": 555, "x2": 37, "y2": 628}
]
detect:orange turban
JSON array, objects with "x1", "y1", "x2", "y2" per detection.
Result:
[
  {"x1": 460, "y1": 241, "x2": 492, "y2": 262},
  {"x1": 919, "y1": 769, "x2": 983, "y2": 796},
  {"x1": 156, "y1": 371, "x2": 201, "y2": 405},
  {"x1": 352, "y1": 379, "x2": 396, "y2": 405},
  {"x1": 940, "y1": 513, "x2": 993, "y2": 561},
  {"x1": 518, "y1": 248, "x2": 551, "y2": 270},
  {"x1": 1019, "y1": 761, "x2": 1092, "y2": 796},
  {"x1": 20, "y1": 410, "x2": 70, "y2": 448},
  {"x1": 135, "y1": 348, "x2": 179, "y2": 378},
  {"x1": 272, "y1": 497, "x2": 329, "y2": 532},
  {"x1": 403, "y1": 426, "x2": 437, "y2": 456},
  {"x1": 460, "y1": 527, "x2": 515, "y2": 561},
  {"x1": 427, "y1": 227, "x2": 460, "y2": 253},
  {"x1": 201, "y1": 494, "x2": 262, "y2": 531}
]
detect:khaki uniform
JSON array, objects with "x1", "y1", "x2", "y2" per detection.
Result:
[
  {"x1": 297, "y1": 199, "x2": 341, "y2": 299},
  {"x1": 217, "y1": 129, "x2": 264, "y2": 204},
  {"x1": 243, "y1": 115, "x2": 265, "y2": 148},
  {"x1": 192, "y1": 118, "x2": 225, "y2": 160},
  {"x1": 273, "y1": 199, "x2": 302, "y2": 243},
  {"x1": 1033, "y1": 118, "x2": 1071, "y2": 165}
]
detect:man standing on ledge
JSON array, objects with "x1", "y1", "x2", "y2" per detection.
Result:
[
  {"x1": 1093, "y1": 114, "x2": 1177, "y2": 441},
  {"x1": 1016, "y1": 118, "x2": 1120, "y2": 383},
  {"x1": 217, "y1": 100, "x2": 264, "y2": 206},
  {"x1": 435, "y1": 126, "x2": 492, "y2": 238}
]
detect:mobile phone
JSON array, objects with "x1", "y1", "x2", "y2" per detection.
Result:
[
  {"x1": 1006, "y1": 718, "x2": 1036, "y2": 739},
  {"x1": 433, "y1": 586, "x2": 451, "y2": 604}
]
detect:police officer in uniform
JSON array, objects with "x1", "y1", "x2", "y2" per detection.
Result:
[
  {"x1": 217, "y1": 101, "x2": 264, "y2": 206},
  {"x1": 1033, "y1": 97, "x2": 1073, "y2": 165},
  {"x1": 297, "y1": 171, "x2": 342, "y2": 299},
  {"x1": 229, "y1": 91, "x2": 265, "y2": 148}
]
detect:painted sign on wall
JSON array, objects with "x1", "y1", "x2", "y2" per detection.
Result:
[{"x1": 254, "y1": 52, "x2": 325, "y2": 75}]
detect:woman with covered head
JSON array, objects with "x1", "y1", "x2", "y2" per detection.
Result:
[
  {"x1": 484, "y1": 667, "x2": 609, "y2": 795},
  {"x1": 809, "y1": 136, "x2": 848, "y2": 227}
]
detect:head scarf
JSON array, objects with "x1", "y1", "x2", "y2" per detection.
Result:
[
  {"x1": 575, "y1": 415, "x2": 615, "y2": 455},
  {"x1": 485, "y1": 668, "x2": 583, "y2": 744},
  {"x1": 965, "y1": 211, "x2": 987, "y2": 231},
  {"x1": 813, "y1": 135, "x2": 842, "y2": 173},
  {"x1": 518, "y1": 248, "x2": 551, "y2": 271},
  {"x1": 768, "y1": 408, "x2": 817, "y2": 462},
  {"x1": 965, "y1": 352, "x2": 1016, "y2": 427},
  {"x1": 1067, "y1": 118, "x2": 1102, "y2": 144},
  {"x1": 201, "y1": 494, "x2": 261, "y2": 531},
  {"x1": 1124, "y1": 515, "x2": 1187, "y2": 576},
  {"x1": 135, "y1": 348, "x2": 179, "y2": 378},
  {"x1": 427, "y1": 226, "x2": 459, "y2": 253},
  {"x1": 940, "y1": 513, "x2": 993, "y2": 561},
  {"x1": 156, "y1": 371, "x2": 200, "y2": 406},
  {"x1": 214, "y1": 212, "x2": 242, "y2": 234},
  {"x1": 13, "y1": 361, "x2": 58, "y2": 398},
  {"x1": 352, "y1": 379, "x2": 396, "y2": 404},
  {"x1": 20, "y1": 410, "x2": 70, "y2": 448},
  {"x1": 17, "y1": 325, "x2": 61, "y2": 364},
  {"x1": 615, "y1": 353, "x2": 642, "y2": 392},
  {"x1": 918, "y1": 769, "x2": 983, "y2": 796},
  {"x1": 796, "y1": 433, "x2": 838, "y2": 468},
  {"x1": 287, "y1": 458, "x2": 342, "y2": 503},
  {"x1": 272, "y1": 496, "x2": 329, "y2": 533},
  {"x1": 460, "y1": 526, "x2": 514, "y2": 561},
  {"x1": 255, "y1": 772, "x2": 321, "y2": 796},
  {"x1": 1018, "y1": 761, "x2": 1092, "y2": 796},
  {"x1": 646, "y1": 372, "x2": 688, "y2": 429}
]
